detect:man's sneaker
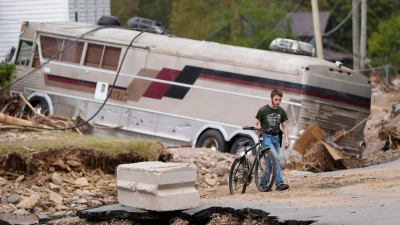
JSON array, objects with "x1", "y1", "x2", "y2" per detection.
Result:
[{"x1": 276, "y1": 183, "x2": 289, "y2": 191}]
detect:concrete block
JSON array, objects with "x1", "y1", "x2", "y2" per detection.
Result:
[{"x1": 117, "y1": 161, "x2": 199, "y2": 211}]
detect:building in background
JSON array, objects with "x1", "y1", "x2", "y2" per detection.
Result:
[
  {"x1": 0, "y1": 0, "x2": 111, "y2": 62},
  {"x1": 289, "y1": 11, "x2": 353, "y2": 67}
]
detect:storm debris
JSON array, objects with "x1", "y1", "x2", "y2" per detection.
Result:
[
  {"x1": 0, "y1": 94, "x2": 121, "y2": 134},
  {"x1": 287, "y1": 122, "x2": 366, "y2": 173},
  {"x1": 378, "y1": 126, "x2": 400, "y2": 150}
]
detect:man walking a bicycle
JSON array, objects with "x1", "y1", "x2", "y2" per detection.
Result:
[{"x1": 253, "y1": 89, "x2": 290, "y2": 191}]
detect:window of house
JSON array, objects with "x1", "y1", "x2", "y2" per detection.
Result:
[{"x1": 84, "y1": 43, "x2": 121, "y2": 70}]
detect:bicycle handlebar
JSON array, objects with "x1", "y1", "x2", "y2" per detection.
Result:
[{"x1": 242, "y1": 126, "x2": 272, "y2": 133}]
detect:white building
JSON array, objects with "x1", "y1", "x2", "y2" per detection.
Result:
[{"x1": 0, "y1": 0, "x2": 111, "y2": 62}]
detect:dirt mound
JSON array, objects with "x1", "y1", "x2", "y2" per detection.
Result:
[{"x1": 0, "y1": 146, "x2": 152, "y2": 176}]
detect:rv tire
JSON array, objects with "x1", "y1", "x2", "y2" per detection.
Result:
[
  {"x1": 230, "y1": 137, "x2": 255, "y2": 155},
  {"x1": 196, "y1": 130, "x2": 227, "y2": 152}
]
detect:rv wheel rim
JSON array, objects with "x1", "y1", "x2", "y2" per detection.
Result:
[{"x1": 203, "y1": 138, "x2": 218, "y2": 151}]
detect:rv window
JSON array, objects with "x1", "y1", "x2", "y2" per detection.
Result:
[
  {"x1": 41, "y1": 36, "x2": 63, "y2": 60},
  {"x1": 101, "y1": 46, "x2": 121, "y2": 70},
  {"x1": 84, "y1": 43, "x2": 103, "y2": 67},
  {"x1": 61, "y1": 40, "x2": 84, "y2": 64},
  {"x1": 15, "y1": 41, "x2": 33, "y2": 66}
]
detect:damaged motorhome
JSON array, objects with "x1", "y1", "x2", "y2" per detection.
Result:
[{"x1": 10, "y1": 18, "x2": 371, "y2": 155}]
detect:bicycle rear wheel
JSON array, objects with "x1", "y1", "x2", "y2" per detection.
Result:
[
  {"x1": 255, "y1": 149, "x2": 276, "y2": 192},
  {"x1": 228, "y1": 158, "x2": 248, "y2": 195}
]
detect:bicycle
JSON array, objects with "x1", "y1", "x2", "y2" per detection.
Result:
[{"x1": 228, "y1": 126, "x2": 277, "y2": 195}]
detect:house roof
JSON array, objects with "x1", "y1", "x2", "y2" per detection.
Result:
[{"x1": 290, "y1": 11, "x2": 331, "y2": 37}]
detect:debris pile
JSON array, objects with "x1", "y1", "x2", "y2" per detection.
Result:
[
  {"x1": 0, "y1": 93, "x2": 120, "y2": 134},
  {"x1": 378, "y1": 126, "x2": 400, "y2": 150},
  {"x1": 286, "y1": 122, "x2": 366, "y2": 173}
]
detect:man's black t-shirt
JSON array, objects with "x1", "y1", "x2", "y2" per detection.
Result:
[{"x1": 255, "y1": 104, "x2": 288, "y2": 131}]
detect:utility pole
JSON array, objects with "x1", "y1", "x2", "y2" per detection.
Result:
[
  {"x1": 360, "y1": 0, "x2": 367, "y2": 70},
  {"x1": 352, "y1": 0, "x2": 360, "y2": 70},
  {"x1": 311, "y1": 0, "x2": 324, "y2": 59}
]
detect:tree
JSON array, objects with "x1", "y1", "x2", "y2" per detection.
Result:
[
  {"x1": 111, "y1": 0, "x2": 173, "y2": 28},
  {"x1": 368, "y1": 15, "x2": 400, "y2": 74},
  {"x1": 169, "y1": 0, "x2": 296, "y2": 50}
]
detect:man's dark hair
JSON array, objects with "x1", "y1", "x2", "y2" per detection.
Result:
[{"x1": 271, "y1": 89, "x2": 283, "y2": 98}]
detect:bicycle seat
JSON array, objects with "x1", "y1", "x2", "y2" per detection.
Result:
[{"x1": 238, "y1": 140, "x2": 250, "y2": 147}]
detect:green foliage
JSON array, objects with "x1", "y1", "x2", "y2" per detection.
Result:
[
  {"x1": 0, "y1": 131, "x2": 163, "y2": 161},
  {"x1": 169, "y1": 0, "x2": 295, "y2": 50},
  {"x1": 0, "y1": 62, "x2": 16, "y2": 87},
  {"x1": 368, "y1": 15, "x2": 400, "y2": 74},
  {"x1": 111, "y1": 0, "x2": 173, "y2": 28}
]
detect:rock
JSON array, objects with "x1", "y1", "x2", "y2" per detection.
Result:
[
  {"x1": 53, "y1": 159, "x2": 67, "y2": 170},
  {"x1": 52, "y1": 173, "x2": 63, "y2": 185},
  {"x1": 49, "y1": 183, "x2": 60, "y2": 192},
  {"x1": 66, "y1": 160, "x2": 82, "y2": 167},
  {"x1": 1, "y1": 195, "x2": 7, "y2": 203},
  {"x1": 31, "y1": 185, "x2": 43, "y2": 192},
  {"x1": 49, "y1": 192, "x2": 63, "y2": 205},
  {"x1": 66, "y1": 196, "x2": 79, "y2": 203},
  {"x1": 53, "y1": 211, "x2": 67, "y2": 216},
  {"x1": 78, "y1": 198, "x2": 88, "y2": 204},
  {"x1": 7, "y1": 194, "x2": 20, "y2": 203},
  {"x1": 216, "y1": 164, "x2": 228, "y2": 177},
  {"x1": 15, "y1": 175, "x2": 25, "y2": 183},
  {"x1": 0, "y1": 176, "x2": 6, "y2": 181},
  {"x1": 56, "y1": 205, "x2": 69, "y2": 211},
  {"x1": 74, "y1": 189, "x2": 83, "y2": 196},
  {"x1": 75, "y1": 177, "x2": 89, "y2": 186},
  {"x1": 205, "y1": 178, "x2": 217, "y2": 186},
  {"x1": 13, "y1": 208, "x2": 30, "y2": 215},
  {"x1": 2, "y1": 205, "x2": 13, "y2": 213},
  {"x1": 16, "y1": 194, "x2": 40, "y2": 209},
  {"x1": 0, "y1": 180, "x2": 6, "y2": 186},
  {"x1": 82, "y1": 190, "x2": 96, "y2": 197}
]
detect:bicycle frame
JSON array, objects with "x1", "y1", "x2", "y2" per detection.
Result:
[{"x1": 237, "y1": 136, "x2": 266, "y2": 184}]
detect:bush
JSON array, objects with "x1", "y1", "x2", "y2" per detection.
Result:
[{"x1": 0, "y1": 62, "x2": 16, "y2": 87}]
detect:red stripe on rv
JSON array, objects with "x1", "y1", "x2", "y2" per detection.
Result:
[
  {"x1": 47, "y1": 75, "x2": 97, "y2": 88},
  {"x1": 143, "y1": 68, "x2": 181, "y2": 99}
]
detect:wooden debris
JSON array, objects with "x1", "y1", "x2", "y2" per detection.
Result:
[
  {"x1": 378, "y1": 126, "x2": 400, "y2": 149},
  {"x1": 0, "y1": 94, "x2": 122, "y2": 134},
  {"x1": 289, "y1": 121, "x2": 368, "y2": 173}
]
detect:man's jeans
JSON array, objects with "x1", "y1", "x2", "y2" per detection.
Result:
[{"x1": 259, "y1": 134, "x2": 284, "y2": 187}]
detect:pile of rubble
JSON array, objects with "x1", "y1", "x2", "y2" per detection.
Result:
[{"x1": 0, "y1": 146, "x2": 235, "y2": 219}]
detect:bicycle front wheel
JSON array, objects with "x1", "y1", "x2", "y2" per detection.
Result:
[
  {"x1": 255, "y1": 149, "x2": 276, "y2": 192},
  {"x1": 228, "y1": 158, "x2": 248, "y2": 195}
]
